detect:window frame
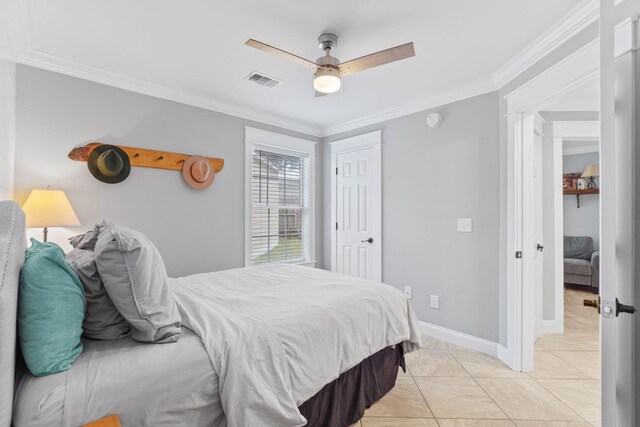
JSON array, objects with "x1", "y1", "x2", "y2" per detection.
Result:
[{"x1": 245, "y1": 127, "x2": 316, "y2": 267}]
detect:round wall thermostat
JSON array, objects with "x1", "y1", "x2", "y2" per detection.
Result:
[{"x1": 426, "y1": 112, "x2": 442, "y2": 128}]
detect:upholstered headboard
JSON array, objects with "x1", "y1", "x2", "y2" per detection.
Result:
[{"x1": 0, "y1": 201, "x2": 26, "y2": 427}]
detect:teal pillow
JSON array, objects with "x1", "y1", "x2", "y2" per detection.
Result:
[{"x1": 18, "y1": 238, "x2": 85, "y2": 376}]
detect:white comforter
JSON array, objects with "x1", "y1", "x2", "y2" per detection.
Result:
[{"x1": 169, "y1": 264, "x2": 422, "y2": 427}]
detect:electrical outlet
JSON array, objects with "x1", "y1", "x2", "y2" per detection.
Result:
[
  {"x1": 430, "y1": 295, "x2": 439, "y2": 309},
  {"x1": 404, "y1": 286, "x2": 412, "y2": 299},
  {"x1": 457, "y1": 218, "x2": 473, "y2": 233}
]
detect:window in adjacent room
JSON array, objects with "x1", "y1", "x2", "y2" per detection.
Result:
[{"x1": 245, "y1": 127, "x2": 315, "y2": 266}]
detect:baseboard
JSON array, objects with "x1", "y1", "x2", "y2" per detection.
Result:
[
  {"x1": 418, "y1": 321, "x2": 499, "y2": 358},
  {"x1": 535, "y1": 319, "x2": 564, "y2": 337},
  {"x1": 497, "y1": 344, "x2": 515, "y2": 370}
]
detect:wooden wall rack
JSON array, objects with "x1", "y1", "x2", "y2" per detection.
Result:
[
  {"x1": 563, "y1": 188, "x2": 599, "y2": 208},
  {"x1": 68, "y1": 142, "x2": 224, "y2": 173}
]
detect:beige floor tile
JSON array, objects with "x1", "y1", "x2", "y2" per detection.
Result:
[
  {"x1": 419, "y1": 335, "x2": 445, "y2": 350},
  {"x1": 575, "y1": 338, "x2": 599, "y2": 350},
  {"x1": 563, "y1": 330, "x2": 599, "y2": 343},
  {"x1": 398, "y1": 365, "x2": 412, "y2": 377},
  {"x1": 361, "y1": 418, "x2": 439, "y2": 427},
  {"x1": 348, "y1": 422, "x2": 361, "y2": 427},
  {"x1": 364, "y1": 377, "x2": 433, "y2": 418},
  {"x1": 437, "y1": 420, "x2": 515, "y2": 426},
  {"x1": 527, "y1": 351, "x2": 590, "y2": 379},
  {"x1": 514, "y1": 422, "x2": 593, "y2": 427},
  {"x1": 536, "y1": 379, "x2": 600, "y2": 422},
  {"x1": 406, "y1": 348, "x2": 469, "y2": 377},
  {"x1": 449, "y1": 349, "x2": 527, "y2": 378},
  {"x1": 414, "y1": 377, "x2": 507, "y2": 419},
  {"x1": 440, "y1": 341, "x2": 476, "y2": 353},
  {"x1": 476, "y1": 378, "x2": 582, "y2": 421},
  {"x1": 550, "y1": 351, "x2": 600, "y2": 379},
  {"x1": 563, "y1": 322, "x2": 598, "y2": 338},
  {"x1": 534, "y1": 334, "x2": 593, "y2": 351}
]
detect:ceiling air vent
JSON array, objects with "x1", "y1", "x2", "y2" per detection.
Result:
[{"x1": 245, "y1": 71, "x2": 283, "y2": 88}]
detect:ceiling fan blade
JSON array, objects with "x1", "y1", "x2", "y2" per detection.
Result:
[
  {"x1": 315, "y1": 90, "x2": 328, "y2": 98},
  {"x1": 339, "y1": 42, "x2": 415, "y2": 76},
  {"x1": 245, "y1": 39, "x2": 318, "y2": 70}
]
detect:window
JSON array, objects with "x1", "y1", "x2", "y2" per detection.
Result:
[{"x1": 245, "y1": 128, "x2": 315, "y2": 266}]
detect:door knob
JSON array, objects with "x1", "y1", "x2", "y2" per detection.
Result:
[
  {"x1": 615, "y1": 298, "x2": 636, "y2": 316},
  {"x1": 361, "y1": 237, "x2": 373, "y2": 243},
  {"x1": 583, "y1": 297, "x2": 600, "y2": 313},
  {"x1": 537, "y1": 243, "x2": 544, "y2": 252}
]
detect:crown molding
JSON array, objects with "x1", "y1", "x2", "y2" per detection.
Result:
[
  {"x1": 0, "y1": 1, "x2": 326, "y2": 137},
  {"x1": 2, "y1": 0, "x2": 612, "y2": 139},
  {"x1": 19, "y1": 48, "x2": 325, "y2": 137},
  {"x1": 12, "y1": 41, "x2": 498, "y2": 138},
  {"x1": 544, "y1": 97, "x2": 599, "y2": 112},
  {"x1": 322, "y1": 79, "x2": 497, "y2": 137},
  {"x1": 492, "y1": 0, "x2": 599, "y2": 89},
  {"x1": 563, "y1": 141, "x2": 599, "y2": 155},
  {"x1": 553, "y1": 120, "x2": 599, "y2": 140}
]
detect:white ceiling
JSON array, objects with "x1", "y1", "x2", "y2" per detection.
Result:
[{"x1": 4, "y1": 0, "x2": 586, "y2": 134}]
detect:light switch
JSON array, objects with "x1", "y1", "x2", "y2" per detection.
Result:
[
  {"x1": 457, "y1": 218, "x2": 473, "y2": 233},
  {"x1": 430, "y1": 295, "x2": 439, "y2": 309}
]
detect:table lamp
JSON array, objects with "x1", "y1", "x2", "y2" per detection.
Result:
[
  {"x1": 581, "y1": 164, "x2": 599, "y2": 189},
  {"x1": 22, "y1": 188, "x2": 81, "y2": 242}
]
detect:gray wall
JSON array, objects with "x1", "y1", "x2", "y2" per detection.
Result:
[
  {"x1": 323, "y1": 92, "x2": 501, "y2": 342},
  {"x1": 563, "y1": 152, "x2": 600, "y2": 249},
  {"x1": 14, "y1": 65, "x2": 323, "y2": 277},
  {"x1": 0, "y1": 59, "x2": 15, "y2": 201}
]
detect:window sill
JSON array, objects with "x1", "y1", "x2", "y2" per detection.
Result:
[{"x1": 251, "y1": 259, "x2": 317, "y2": 268}]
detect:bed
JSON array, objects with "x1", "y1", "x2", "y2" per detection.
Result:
[{"x1": 1, "y1": 200, "x2": 421, "y2": 427}]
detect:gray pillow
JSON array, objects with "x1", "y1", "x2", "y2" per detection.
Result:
[
  {"x1": 66, "y1": 247, "x2": 130, "y2": 340},
  {"x1": 69, "y1": 223, "x2": 103, "y2": 250},
  {"x1": 95, "y1": 224, "x2": 181, "y2": 343}
]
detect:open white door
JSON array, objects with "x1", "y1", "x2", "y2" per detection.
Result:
[
  {"x1": 532, "y1": 115, "x2": 545, "y2": 340},
  {"x1": 330, "y1": 131, "x2": 382, "y2": 282},
  {"x1": 597, "y1": 3, "x2": 637, "y2": 425},
  {"x1": 521, "y1": 113, "x2": 544, "y2": 371}
]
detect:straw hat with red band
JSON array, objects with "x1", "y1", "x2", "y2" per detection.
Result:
[{"x1": 182, "y1": 156, "x2": 215, "y2": 189}]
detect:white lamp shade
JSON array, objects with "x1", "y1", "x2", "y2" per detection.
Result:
[
  {"x1": 581, "y1": 164, "x2": 600, "y2": 178},
  {"x1": 313, "y1": 67, "x2": 341, "y2": 93},
  {"x1": 22, "y1": 189, "x2": 81, "y2": 228}
]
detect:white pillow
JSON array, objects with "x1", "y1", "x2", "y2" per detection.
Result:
[{"x1": 95, "y1": 224, "x2": 181, "y2": 343}]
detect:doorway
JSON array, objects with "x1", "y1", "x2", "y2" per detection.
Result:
[
  {"x1": 330, "y1": 130, "x2": 382, "y2": 281},
  {"x1": 534, "y1": 100, "x2": 602, "y2": 423},
  {"x1": 503, "y1": 15, "x2": 638, "y2": 425}
]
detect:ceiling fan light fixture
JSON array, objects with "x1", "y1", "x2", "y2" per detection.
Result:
[{"x1": 313, "y1": 67, "x2": 341, "y2": 94}]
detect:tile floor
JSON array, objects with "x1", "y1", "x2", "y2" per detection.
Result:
[{"x1": 353, "y1": 288, "x2": 601, "y2": 427}]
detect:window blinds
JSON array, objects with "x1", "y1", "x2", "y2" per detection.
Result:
[{"x1": 251, "y1": 148, "x2": 307, "y2": 264}]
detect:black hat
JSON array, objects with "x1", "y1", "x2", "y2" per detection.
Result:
[{"x1": 87, "y1": 145, "x2": 131, "y2": 184}]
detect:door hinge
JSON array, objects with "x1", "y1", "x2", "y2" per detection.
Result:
[
  {"x1": 336, "y1": 167, "x2": 338, "y2": 175},
  {"x1": 515, "y1": 251, "x2": 522, "y2": 259},
  {"x1": 335, "y1": 222, "x2": 338, "y2": 230}
]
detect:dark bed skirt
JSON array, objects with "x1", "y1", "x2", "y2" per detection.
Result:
[{"x1": 298, "y1": 345, "x2": 405, "y2": 427}]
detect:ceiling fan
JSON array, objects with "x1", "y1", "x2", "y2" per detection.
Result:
[{"x1": 245, "y1": 33, "x2": 415, "y2": 96}]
